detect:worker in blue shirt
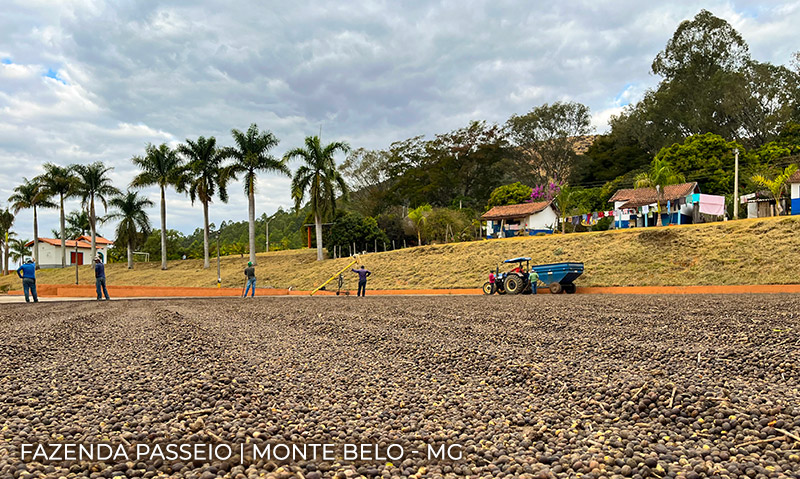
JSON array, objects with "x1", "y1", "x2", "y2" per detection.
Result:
[{"x1": 16, "y1": 258, "x2": 38, "y2": 303}]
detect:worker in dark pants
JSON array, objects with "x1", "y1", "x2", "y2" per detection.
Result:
[
  {"x1": 529, "y1": 270, "x2": 539, "y2": 294},
  {"x1": 243, "y1": 261, "x2": 256, "y2": 298},
  {"x1": 94, "y1": 256, "x2": 110, "y2": 300},
  {"x1": 351, "y1": 265, "x2": 372, "y2": 297},
  {"x1": 16, "y1": 258, "x2": 38, "y2": 303}
]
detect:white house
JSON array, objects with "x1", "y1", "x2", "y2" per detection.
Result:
[
  {"x1": 25, "y1": 235, "x2": 114, "y2": 269},
  {"x1": 481, "y1": 201, "x2": 558, "y2": 238},
  {"x1": 790, "y1": 171, "x2": 800, "y2": 215}
]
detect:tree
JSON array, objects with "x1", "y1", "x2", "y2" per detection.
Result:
[
  {"x1": 74, "y1": 163, "x2": 120, "y2": 262},
  {"x1": 286, "y1": 135, "x2": 350, "y2": 261},
  {"x1": 226, "y1": 124, "x2": 288, "y2": 266},
  {"x1": 9, "y1": 237, "x2": 30, "y2": 265},
  {"x1": 654, "y1": 133, "x2": 743, "y2": 195},
  {"x1": 8, "y1": 178, "x2": 55, "y2": 269},
  {"x1": 37, "y1": 163, "x2": 77, "y2": 267},
  {"x1": 130, "y1": 143, "x2": 184, "y2": 270},
  {"x1": 652, "y1": 10, "x2": 750, "y2": 81},
  {"x1": 407, "y1": 204, "x2": 432, "y2": 246},
  {"x1": 486, "y1": 182, "x2": 533, "y2": 209},
  {"x1": 751, "y1": 164, "x2": 798, "y2": 216},
  {"x1": 0, "y1": 207, "x2": 14, "y2": 275},
  {"x1": 326, "y1": 211, "x2": 388, "y2": 256},
  {"x1": 64, "y1": 210, "x2": 91, "y2": 239},
  {"x1": 339, "y1": 148, "x2": 391, "y2": 216},
  {"x1": 506, "y1": 101, "x2": 592, "y2": 184},
  {"x1": 104, "y1": 191, "x2": 154, "y2": 269},
  {"x1": 634, "y1": 157, "x2": 686, "y2": 223},
  {"x1": 177, "y1": 136, "x2": 230, "y2": 269}
]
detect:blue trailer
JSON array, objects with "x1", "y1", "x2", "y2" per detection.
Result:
[{"x1": 530, "y1": 262, "x2": 584, "y2": 294}]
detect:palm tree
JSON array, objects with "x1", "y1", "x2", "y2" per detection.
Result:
[
  {"x1": 226, "y1": 124, "x2": 289, "y2": 266},
  {"x1": 104, "y1": 191, "x2": 154, "y2": 269},
  {"x1": 37, "y1": 163, "x2": 77, "y2": 268},
  {"x1": 177, "y1": 136, "x2": 230, "y2": 269},
  {"x1": 130, "y1": 143, "x2": 184, "y2": 270},
  {"x1": 408, "y1": 204, "x2": 432, "y2": 246},
  {"x1": 751, "y1": 164, "x2": 799, "y2": 216},
  {"x1": 74, "y1": 162, "x2": 121, "y2": 261},
  {"x1": 286, "y1": 136, "x2": 350, "y2": 261},
  {"x1": 634, "y1": 157, "x2": 686, "y2": 224},
  {"x1": 9, "y1": 237, "x2": 31, "y2": 265},
  {"x1": 0, "y1": 207, "x2": 15, "y2": 275},
  {"x1": 65, "y1": 210, "x2": 91, "y2": 239},
  {"x1": 9, "y1": 178, "x2": 56, "y2": 269}
]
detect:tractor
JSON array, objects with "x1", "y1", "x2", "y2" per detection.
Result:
[{"x1": 483, "y1": 257, "x2": 535, "y2": 295}]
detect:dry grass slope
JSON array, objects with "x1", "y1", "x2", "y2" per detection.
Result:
[{"x1": 2, "y1": 215, "x2": 800, "y2": 291}]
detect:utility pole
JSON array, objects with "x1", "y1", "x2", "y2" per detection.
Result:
[
  {"x1": 733, "y1": 148, "x2": 739, "y2": 220},
  {"x1": 216, "y1": 231, "x2": 221, "y2": 288}
]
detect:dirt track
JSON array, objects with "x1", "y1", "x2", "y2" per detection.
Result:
[{"x1": 1, "y1": 295, "x2": 799, "y2": 479}]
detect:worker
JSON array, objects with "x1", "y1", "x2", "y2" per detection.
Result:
[
  {"x1": 351, "y1": 265, "x2": 372, "y2": 297},
  {"x1": 16, "y1": 258, "x2": 38, "y2": 303},
  {"x1": 488, "y1": 271, "x2": 496, "y2": 294},
  {"x1": 94, "y1": 256, "x2": 110, "y2": 301},
  {"x1": 529, "y1": 269, "x2": 539, "y2": 294},
  {"x1": 243, "y1": 261, "x2": 256, "y2": 298}
]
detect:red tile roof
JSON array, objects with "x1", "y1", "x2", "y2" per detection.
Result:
[
  {"x1": 24, "y1": 236, "x2": 114, "y2": 248},
  {"x1": 608, "y1": 182, "x2": 699, "y2": 208},
  {"x1": 78, "y1": 235, "x2": 114, "y2": 245},
  {"x1": 481, "y1": 201, "x2": 553, "y2": 221},
  {"x1": 25, "y1": 238, "x2": 92, "y2": 248},
  {"x1": 788, "y1": 171, "x2": 800, "y2": 183}
]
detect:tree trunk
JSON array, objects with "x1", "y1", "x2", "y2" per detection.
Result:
[
  {"x1": 417, "y1": 229, "x2": 421, "y2": 246},
  {"x1": 3, "y1": 242, "x2": 8, "y2": 276},
  {"x1": 561, "y1": 217, "x2": 565, "y2": 234},
  {"x1": 314, "y1": 212, "x2": 323, "y2": 261},
  {"x1": 160, "y1": 186, "x2": 167, "y2": 270},
  {"x1": 248, "y1": 184, "x2": 257, "y2": 266},
  {"x1": 33, "y1": 205, "x2": 39, "y2": 269},
  {"x1": 127, "y1": 238, "x2": 133, "y2": 269},
  {"x1": 203, "y1": 200, "x2": 210, "y2": 269},
  {"x1": 60, "y1": 193, "x2": 66, "y2": 268},
  {"x1": 90, "y1": 193, "x2": 97, "y2": 261}
]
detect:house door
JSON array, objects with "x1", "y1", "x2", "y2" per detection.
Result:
[{"x1": 70, "y1": 251, "x2": 84, "y2": 265}]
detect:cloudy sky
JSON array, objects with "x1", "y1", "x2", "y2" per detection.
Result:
[{"x1": 1, "y1": 0, "x2": 798, "y2": 240}]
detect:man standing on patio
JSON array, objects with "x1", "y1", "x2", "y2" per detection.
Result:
[
  {"x1": 16, "y1": 258, "x2": 38, "y2": 303},
  {"x1": 351, "y1": 265, "x2": 372, "y2": 297},
  {"x1": 94, "y1": 256, "x2": 110, "y2": 301}
]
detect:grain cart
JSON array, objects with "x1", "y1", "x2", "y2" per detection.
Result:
[{"x1": 529, "y1": 262, "x2": 584, "y2": 294}]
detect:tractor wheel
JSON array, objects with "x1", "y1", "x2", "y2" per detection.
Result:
[
  {"x1": 549, "y1": 282, "x2": 563, "y2": 294},
  {"x1": 504, "y1": 275, "x2": 525, "y2": 295},
  {"x1": 482, "y1": 282, "x2": 495, "y2": 295},
  {"x1": 563, "y1": 283, "x2": 577, "y2": 294}
]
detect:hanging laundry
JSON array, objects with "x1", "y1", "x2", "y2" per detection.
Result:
[
  {"x1": 666, "y1": 200, "x2": 671, "y2": 211},
  {"x1": 642, "y1": 205, "x2": 649, "y2": 214},
  {"x1": 597, "y1": 211, "x2": 605, "y2": 218}
]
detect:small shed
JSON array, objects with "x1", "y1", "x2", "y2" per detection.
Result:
[
  {"x1": 482, "y1": 201, "x2": 558, "y2": 238},
  {"x1": 789, "y1": 170, "x2": 800, "y2": 215}
]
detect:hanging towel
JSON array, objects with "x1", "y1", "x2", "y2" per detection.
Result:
[
  {"x1": 572, "y1": 216, "x2": 580, "y2": 225},
  {"x1": 598, "y1": 211, "x2": 605, "y2": 218},
  {"x1": 666, "y1": 200, "x2": 671, "y2": 211},
  {"x1": 698, "y1": 194, "x2": 726, "y2": 216},
  {"x1": 642, "y1": 205, "x2": 649, "y2": 214}
]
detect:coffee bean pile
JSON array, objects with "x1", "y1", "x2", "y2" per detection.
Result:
[{"x1": 0, "y1": 295, "x2": 798, "y2": 479}]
